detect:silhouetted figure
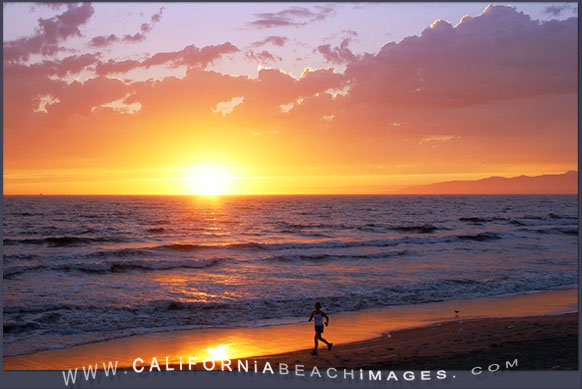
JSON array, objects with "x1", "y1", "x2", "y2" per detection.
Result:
[
  {"x1": 308, "y1": 302, "x2": 332, "y2": 355},
  {"x1": 454, "y1": 310, "x2": 460, "y2": 318}
]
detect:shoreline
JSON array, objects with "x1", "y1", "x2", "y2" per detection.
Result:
[
  {"x1": 5, "y1": 285, "x2": 576, "y2": 359},
  {"x1": 225, "y1": 312, "x2": 578, "y2": 371},
  {"x1": 3, "y1": 288, "x2": 577, "y2": 370}
]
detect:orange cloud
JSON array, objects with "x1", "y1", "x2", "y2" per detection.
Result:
[{"x1": 3, "y1": 5, "x2": 577, "y2": 194}]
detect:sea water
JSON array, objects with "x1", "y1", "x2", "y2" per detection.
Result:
[{"x1": 2, "y1": 195, "x2": 577, "y2": 355}]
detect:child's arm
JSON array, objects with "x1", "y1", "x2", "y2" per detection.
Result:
[
  {"x1": 322, "y1": 312, "x2": 329, "y2": 326},
  {"x1": 308, "y1": 311, "x2": 314, "y2": 322}
]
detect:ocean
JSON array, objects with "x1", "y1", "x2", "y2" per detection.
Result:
[{"x1": 2, "y1": 195, "x2": 578, "y2": 356}]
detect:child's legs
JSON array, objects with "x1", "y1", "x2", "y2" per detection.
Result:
[
  {"x1": 314, "y1": 333, "x2": 319, "y2": 349},
  {"x1": 317, "y1": 333, "x2": 329, "y2": 345}
]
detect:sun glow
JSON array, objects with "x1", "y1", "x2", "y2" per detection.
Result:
[
  {"x1": 206, "y1": 344, "x2": 229, "y2": 361},
  {"x1": 185, "y1": 165, "x2": 233, "y2": 195}
]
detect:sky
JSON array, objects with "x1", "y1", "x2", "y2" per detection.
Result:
[{"x1": 2, "y1": 2, "x2": 579, "y2": 195}]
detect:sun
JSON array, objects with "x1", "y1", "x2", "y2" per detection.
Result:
[{"x1": 185, "y1": 165, "x2": 233, "y2": 195}]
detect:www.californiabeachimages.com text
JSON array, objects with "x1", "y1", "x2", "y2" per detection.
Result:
[{"x1": 62, "y1": 357, "x2": 518, "y2": 386}]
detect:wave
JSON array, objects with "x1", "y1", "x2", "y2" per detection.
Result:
[
  {"x1": 262, "y1": 250, "x2": 409, "y2": 263},
  {"x1": 4, "y1": 258, "x2": 226, "y2": 278},
  {"x1": 390, "y1": 224, "x2": 438, "y2": 233},
  {"x1": 459, "y1": 217, "x2": 507, "y2": 223},
  {"x1": 457, "y1": 232, "x2": 501, "y2": 241},
  {"x1": 5, "y1": 233, "x2": 510, "y2": 265},
  {"x1": 4, "y1": 250, "x2": 414, "y2": 277},
  {"x1": 518, "y1": 227, "x2": 578, "y2": 236},
  {"x1": 3, "y1": 236, "x2": 129, "y2": 247},
  {"x1": 3, "y1": 253, "x2": 39, "y2": 261},
  {"x1": 4, "y1": 270, "x2": 577, "y2": 356},
  {"x1": 6, "y1": 271, "x2": 576, "y2": 316},
  {"x1": 86, "y1": 247, "x2": 157, "y2": 258},
  {"x1": 278, "y1": 222, "x2": 441, "y2": 234},
  {"x1": 547, "y1": 213, "x2": 577, "y2": 220}
]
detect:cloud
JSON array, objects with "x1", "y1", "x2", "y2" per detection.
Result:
[
  {"x1": 95, "y1": 42, "x2": 238, "y2": 75},
  {"x1": 418, "y1": 135, "x2": 458, "y2": 145},
  {"x1": 543, "y1": 4, "x2": 573, "y2": 17},
  {"x1": 248, "y1": 5, "x2": 334, "y2": 28},
  {"x1": 4, "y1": 3, "x2": 95, "y2": 61},
  {"x1": 31, "y1": 3, "x2": 69, "y2": 11},
  {"x1": 342, "y1": 29, "x2": 358, "y2": 37},
  {"x1": 248, "y1": 129, "x2": 278, "y2": 136},
  {"x1": 251, "y1": 36, "x2": 288, "y2": 47},
  {"x1": 211, "y1": 96, "x2": 244, "y2": 116},
  {"x1": 122, "y1": 32, "x2": 146, "y2": 43},
  {"x1": 94, "y1": 93, "x2": 142, "y2": 115},
  {"x1": 149, "y1": 7, "x2": 165, "y2": 24},
  {"x1": 316, "y1": 38, "x2": 357, "y2": 64},
  {"x1": 89, "y1": 34, "x2": 119, "y2": 48},
  {"x1": 3, "y1": 3, "x2": 577, "y2": 176},
  {"x1": 245, "y1": 50, "x2": 281, "y2": 63},
  {"x1": 88, "y1": 7, "x2": 165, "y2": 48},
  {"x1": 344, "y1": 5, "x2": 577, "y2": 107},
  {"x1": 3, "y1": 53, "x2": 101, "y2": 84},
  {"x1": 33, "y1": 94, "x2": 61, "y2": 113}
]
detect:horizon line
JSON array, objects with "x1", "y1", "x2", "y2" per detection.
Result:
[{"x1": 3, "y1": 192, "x2": 578, "y2": 197}]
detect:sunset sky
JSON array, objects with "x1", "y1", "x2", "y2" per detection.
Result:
[{"x1": 3, "y1": 2, "x2": 578, "y2": 195}]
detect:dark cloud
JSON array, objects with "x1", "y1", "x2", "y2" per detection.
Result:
[
  {"x1": 4, "y1": 3, "x2": 95, "y2": 61},
  {"x1": 248, "y1": 5, "x2": 334, "y2": 29}
]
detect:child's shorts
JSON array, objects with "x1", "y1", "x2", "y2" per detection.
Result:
[{"x1": 315, "y1": 325, "x2": 324, "y2": 333}]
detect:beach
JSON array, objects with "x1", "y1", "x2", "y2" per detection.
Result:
[
  {"x1": 3, "y1": 288, "x2": 577, "y2": 370},
  {"x1": 244, "y1": 312, "x2": 578, "y2": 371}
]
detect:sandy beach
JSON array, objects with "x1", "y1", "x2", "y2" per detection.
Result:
[
  {"x1": 4, "y1": 288, "x2": 577, "y2": 370},
  {"x1": 243, "y1": 312, "x2": 578, "y2": 371}
]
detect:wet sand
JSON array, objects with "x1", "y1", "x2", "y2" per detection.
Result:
[
  {"x1": 241, "y1": 312, "x2": 578, "y2": 371},
  {"x1": 3, "y1": 288, "x2": 577, "y2": 370}
]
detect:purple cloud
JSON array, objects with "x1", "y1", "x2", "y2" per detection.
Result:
[
  {"x1": 316, "y1": 38, "x2": 357, "y2": 64},
  {"x1": 89, "y1": 34, "x2": 119, "y2": 48},
  {"x1": 4, "y1": 3, "x2": 95, "y2": 61},
  {"x1": 344, "y1": 5, "x2": 577, "y2": 107},
  {"x1": 245, "y1": 50, "x2": 281, "y2": 63},
  {"x1": 95, "y1": 42, "x2": 239, "y2": 75},
  {"x1": 544, "y1": 5, "x2": 572, "y2": 17},
  {"x1": 87, "y1": 7, "x2": 164, "y2": 48},
  {"x1": 251, "y1": 35, "x2": 288, "y2": 47},
  {"x1": 248, "y1": 5, "x2": 334, "y2": 29}
]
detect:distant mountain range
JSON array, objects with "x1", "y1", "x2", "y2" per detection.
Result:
[{"x1": 395, "y1": 171, "x2": 577, "y2": 194}]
